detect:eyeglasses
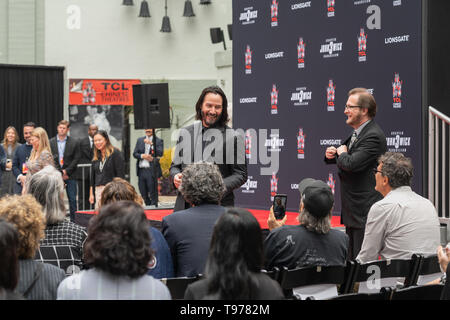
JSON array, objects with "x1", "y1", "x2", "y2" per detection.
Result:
[
  {"x1": 373, "y1": 168, "x2": 383, "y2": 175},
  {"x1": 345, "y1": 105, "x2": 361, "y2": 109}
]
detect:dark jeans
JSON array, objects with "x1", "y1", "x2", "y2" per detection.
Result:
[
  {"x1": 138, "y1": 168, "x2": 158, "y2": 206},
  {"x1": 345, "y1": 227, "x2": 365, "y2": 261},
  {"x1": 65, "y1": 179, "x2": 78, "y2": 221}
]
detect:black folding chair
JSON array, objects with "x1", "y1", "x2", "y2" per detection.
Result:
[
  {"x1": 347, "y1": 256, "x2": 421, "y2": 294},
  {"x1": 278, "y1": 265, "x2": 347, "y2": 300},
  {"x1": 328, "y1": 287, "x2": 394, "y2": 300},
  {"x1": 411, "y1": 254, "x2": 443, "y2": 286},
  {"x1": 160, "y1": 275, "x2": 202, "y2": 300},
  {"x1": 390, "y1": 284, "x2": 444, "y2": 300},
  {"x1": 261, "y1": 267, "x2": 281, "y2": 282}
]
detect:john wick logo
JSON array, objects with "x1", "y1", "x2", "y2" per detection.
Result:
[
  {"x1": 297, "y1": 37, "x2": 306, "y2": 69},
  {"x1": 327, "y1": 79, "x2": 336, "y2": 112},
  {"x1": 297, "y1": 128, "x2": 305, "y2": 159},
  {"x1": 386, "y1": 131, "x2": 411, "y2": 152},
  {"x1": 327, "y1": 173, "x2": 336, "y2": 194},
  {"x1": 327, "y1": 0, "x2": 335, "y2": 17},
  {"x1": 270, "y1": 173, "x2": 278, "y2": 201},
  {"x1": 358, "y1": 28, "x2": 367, "y2": 62},
  {"x1": 265, "y1": 133, "x2": 285, "y2": 152},
  {"x1": 239, "y1": 7, "x2": 258, "y2": 25},
  {"x1": 241, "y1": 176, "x2": 258, "y2": 194},
  {"x1": 392, "y1": 73, "x2": 402, "y2": 109},
  {"x1": 245, "y1": 45, "x2": 252, "y2": 75},
  {"x1": 291, "y1": 86, "x2": 312, "y2": 106},
  {"x1": 271, "y1": 0, "x2": 279, "y2": 27},
  {"x1": 320, "y1": 38, "x2": 343, "y2": 58},
  {"x1": 271, "y1": 84, "x2": 279, "y2": 115}
]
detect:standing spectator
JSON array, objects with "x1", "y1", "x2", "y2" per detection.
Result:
[
  {"x1": 49, "y1": 120, "x2": 80, "y2": 221},
  {"x1": 89, "y1": 130, "x2": 124, "y2": 209},
  {"x1": 12, "y1": 122, "x2": 35, "y2": 194},
  {"x1": 162, "y1": 162, "x2": 226, "y2": 277},
  {"x1": 0, "y1": 219, "x2": 23, "y2": 300},
  {"x1": 133, "y1": 128, "x2": 164, "y2": 206},
  {"x1": 27, "y1": 165, "x2": 87, "y2": 275},
  {"x1": 23, "y1": 127, "x2": 56, "y2": 194},
  {"x1": 99, "y1": 177, "x2": 174, "y2": 279},
  {"x1": 264, "y1": 178, "x2": 348, "y2": 270},
  {"x1": 76, "y1": 124, "x2": 97, "y2": 211},
  {"x1": 356, "y1": 152, "x2": 440, "y2": 263},
  {"x1": 184, "y1": 208, "x2": 284, "y2": 300},
  {"x1": 0, "y1": 127, "x2": 21, "y2": 197},
  {"x1": 0, "y1": 195, "x2": 66, "y2": 300},
  {"x1": 57, "y1": 201, "x2": 171, "y2": 300}
]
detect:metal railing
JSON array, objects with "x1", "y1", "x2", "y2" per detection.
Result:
[
  {"x1": 77, "y1": 163, "x2": 92, "y2": 211},
  {"x1": 428, "y1": 106, "x2": 450, "y2": 221}
]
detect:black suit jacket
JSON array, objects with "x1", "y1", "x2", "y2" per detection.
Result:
[
  {"x1": 161, "y1": 204, "x2": 225, "y2": 277},
  {"x1": 170, "y1": 121, "x2": 247, "y2": 212},
  {"x1": 325, "y1": 120, "x2": 387, "y2": 229},
  {"x1": 132, "y1": 135, "x2": 163, "y2": 178},
  {"x1": 76, "y1": 137, "x2": 94, "y2": 180},
  {"x1": 50, "y1": 136, "x2": 80, "y2": 179}
]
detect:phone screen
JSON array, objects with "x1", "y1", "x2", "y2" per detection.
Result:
[{"x1": 273, "y1": 194, "x2": 287, "y2": 220}]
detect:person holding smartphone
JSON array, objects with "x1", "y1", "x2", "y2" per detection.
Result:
[{"x1": 264, "y1": 178, "x2": 348, "y2": 271}]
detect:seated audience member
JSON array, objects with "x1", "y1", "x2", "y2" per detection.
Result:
[
  {"x1": 185, "y1": 208, "x2": 284, "y2": 300},
  {"x1": 356, "y1": 152, "x2": 440, "y2": 263},
  {"x1": 162, "y1": 162, "x2": 226, "y2": 277},
  {"x1": 0, "y1": 195, "x2": 66, "y2": 300},
  {"x1": 0, "y1": 219, "x2": 23, "y2": 300},
  {"x1": 57, "y1": 201, "x2": 171, "y2": 300},
  {"x1": 99, "y1": 177, "x2": 174, "y2": 279},
  {"x1": 436, "y1": 245, "x2": 450, "y2": 299},
  {"x1": 27, "y1": 166, "x2": 87, "y2": 275},
  {"x1": 264, "y1": 178, "x2": 348, "y2": 270}
]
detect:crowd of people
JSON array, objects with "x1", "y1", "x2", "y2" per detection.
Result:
[{"x1": 0, "y1": 86, "x2": 447, "y2": 300}]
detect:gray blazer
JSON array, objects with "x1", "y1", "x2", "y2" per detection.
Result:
[{"x1": 170, "y1": 121, "x2": 247, "y2": 211}]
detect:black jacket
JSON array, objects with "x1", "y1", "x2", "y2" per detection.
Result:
[{"x1": 50, "y1": 136, "x2": 80, "y2": 179}]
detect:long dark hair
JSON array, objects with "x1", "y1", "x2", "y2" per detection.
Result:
[
  {"x1": 92, "y1": 130, "x2": 114, "y2": 161},
  {"x1": 204, "y1": 208, "x2": 263, "y2": 299},
  {"x1": 195, "y1": 86, "x2": 229, "y2": 127},
  {"x1": 0, "y1": 219, "x2": 20, "y2": 291}
]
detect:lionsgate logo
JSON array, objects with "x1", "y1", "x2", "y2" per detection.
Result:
[
  {"x1": 291, "y1": 1, "x2": 311, "y2": 11},
  {"x1": 386, "y1": 131, "x2": 411, "y2": 153},
  {"x1": 392, "y1": 73, "x2": 403, "y2": 109},
  {"x1": 320, "y1": 38, "x2": 343, "y2": 58},
  {"x1": 358, "y1": 28, "x2": 367, "y2": 62},
  {"x1": 320, "y1": 138, "x2": 342, "y2": 146},
  {"x1": 385, "y1": 34, "x2": 410, "y2": 45},
  {"x1": 245, "y1": 45, "x2": 252, "y2": 74},
  {"x1": 172, "y1": 126, "x2": 281, "y2": 176},
  {"x1": 241, "y1": 176, "x2": 258, "y2": 194},
  {"x1": 297, "y1": 37, "x2": 306, "y2": 69},
  {"x1": 297, "y1": 128, "x2": 305, "y2": 159},
  {"x1": 326, "y1": 79, "x2": 336, "y2": 112},
  {"x1": 271, "y1": 0, "x2": 279, "y2": 27},
  {"x1": 291, "y1": 87, "x2": 312, "y2": 106},
  {"x1": 393, "y1": 0, "x2": 401, "y2": 6},
  {"x1": 239, "y1": 7, "x2": 258, "y2": 25},
  {"x1": 239, "y1": 97, "x2": 257, "y2": 104},
  {"x1": 327, "y1": 0, "x2": 335, "y2": 17}
]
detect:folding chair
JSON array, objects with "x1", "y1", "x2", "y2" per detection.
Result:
[
  {"x1": 412, "y1": 254, "x2": 443, "y2": 286},
  {"x1": 278, "y1": 265, "x2": 347, "y2": 300},
  {"x1": 160, "y1": 275, "x2": 202, "y2": 299},
  {"x1": 328, "y1": 287, "x2": 394, "y2": 300},
  {"x1": 390, "y1": 284, "x2": 444, "y2": 300},
  {"x1": 348, "y1": 256, "x2": 420, "y2": 294},
  {"x1": 261, "y1": 267, "x2": 281, "y2": 282}
]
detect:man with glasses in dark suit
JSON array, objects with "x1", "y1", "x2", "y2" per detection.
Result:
[{"x1": 324, "y1": 88, "x2": 387, "y2": 260}]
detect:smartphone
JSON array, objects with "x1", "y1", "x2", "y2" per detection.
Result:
[{"x1": 273, "y1": 194, "x2": 287, "y2": 220}]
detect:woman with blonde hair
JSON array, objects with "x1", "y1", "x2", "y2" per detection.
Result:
[
  {"x1": 89, "y1": 130, "x2": 124, "y2": 209},
  {"x1": 0, "y1": 126, "x2": 21, "y2": 196},
  {"x1": 23, "y1": 127, "x2": 56, "y2": 194}
]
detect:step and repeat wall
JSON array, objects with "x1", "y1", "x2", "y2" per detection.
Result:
[{"x1": 232, "y1": 0, "x2": 422, "y2": 213}]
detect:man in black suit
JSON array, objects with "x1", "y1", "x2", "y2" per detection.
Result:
[
  {"x1": 49, "y1": 120, "x2": 80, "y2": 221},
  {"x1": 162, "y1": 162, "x2": 226, "y2": 277},
  {"x1": 12, "y1": 122, "x2": 36, "y2": 194},
  {"x1": 76, "y1": 124, "x2": 97, "y2": 211},
  {"x1": 170, "y1": 86, "x2": 247, "y2": 212},
  {"x1": 324, "y1": 88, "x2": 387, "y2": 260},
  {"x1": 133, "y1": 129, "x2": 163, "y2": 206}
]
